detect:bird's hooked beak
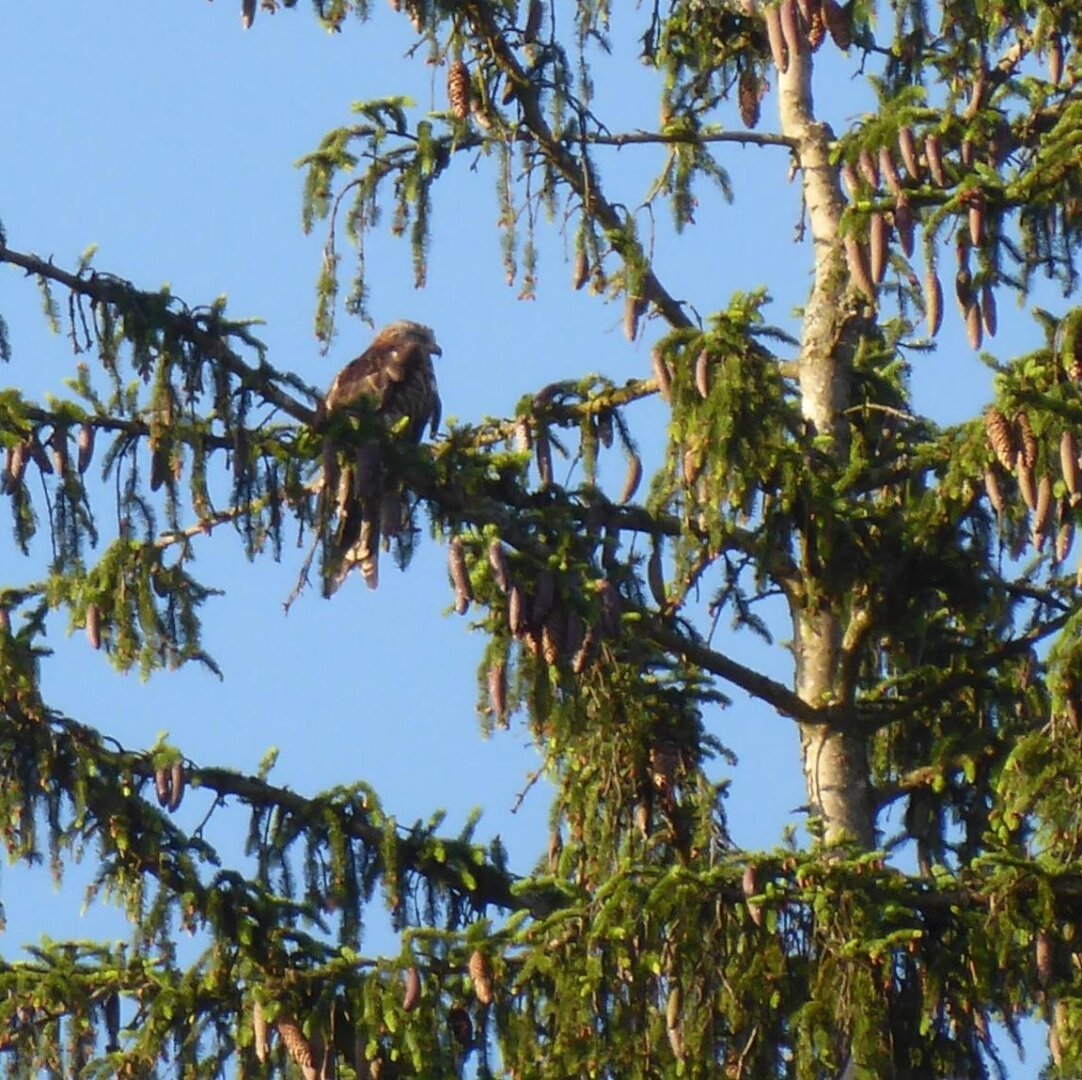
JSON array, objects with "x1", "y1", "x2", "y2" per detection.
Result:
[{"x1": 431, "y1": 342, "x2": 443, "y2": 358}]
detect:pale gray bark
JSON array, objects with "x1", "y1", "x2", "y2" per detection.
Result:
[{"x1": 772, "y1": 2, "x2": 876, "y2": 848}]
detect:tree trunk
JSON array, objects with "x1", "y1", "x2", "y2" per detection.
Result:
[{"x1": 775, "y1": 5, "x2": 876, "y2": 848}]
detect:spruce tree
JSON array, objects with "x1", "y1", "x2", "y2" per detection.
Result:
[{"x1": 2, "y1": 1, "x2": 1082, "y2": 1076}]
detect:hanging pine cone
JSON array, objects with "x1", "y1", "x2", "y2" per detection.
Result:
[
  {"x1": 619, "y1": 453, "x2": 643, "y2": 504},
  {"x1": 651, "y1": 348, "x2": 673, "y2": 402},
  {"x1": 77, "y1": 423, "x2": 95, "y2": 474},
  {"x1": 4, "y1": 440, "x2": 27, "y2": 493},
  {"x1": 571, "y1": 621, "x2": 598, "y2": 674},
  {"x1": 983, "y1": 469, "x2": 1004, "y2": 516},
  {"x1": 695, "y1": 349, "x2": 711, "y2": 399},
  {"x1": 647, "y1": 543, "x2": 666, "y2": 608},
  {"x1": 403, "y1": 967, "x2": 421, "y2": 1012},
  {"x1": 488, "y1": 540, "x2": 511, "y2": 593},
  {"x1": 924, "y1": 269, "x2": 943, "y2": 336},
  {"x1": 535, "y1": 428, "x2": 553, "y2": 489},
  {"x1": 897, "y1": 125, "x2": 920, "y2": 181},
  {"x1": 763, "y1": 4, "x2": 788, "y2": 73},
  {"x1": 879, "y1": 145, "x2": 902, "y2": 197},
  {"x1": 857, "y1": 147, "x2": 879, "y2": 189},
  {"x1": 1062, "y1": 431, "x2": 1081, "y2": 505},
  {"x1": 242, "y1": 0, "x2": 257, "y2": 29},
  {"x1": 541, "y1": 612, "x2": 563, "y2": 665},
  {"x1": 778, "y1": 0, "x2": 802, "y2": 62},
  {"x1": 984, "y1": 408, "x2": 1015, "y2": 471},
  {"x1": 448, "y1": 60, "x2": 471, "y2": 120},
  {"x1": 844, "y1": 235, "x2": 876, "y2": 301},
  {"x1": 468, "y1": 950, "x2": 494, "y2": 1005},
  {"x1": 738, "y1": 69, "x2": 761, "y2": 129},
  {"x1": 276, "y1": 1019, "x2": 316, "y2": 1078},
  {"x1": 742, "y1": 865, "x2": 763, "y2": 926},
  {"x1": 1032, "y1": 475, "x2": 1053, "y2": 549},
  {"x1": 167, "y1": 760, "x2": 186, "y2": 812},
  {"x1": 1056, "y1": 513, "x2": 1075, "y2": 564},
  {"x1": 624, "y1": 293, "x2": 647, "y2": 342},
  {"x1": 508, "y1": 584, "x2": 526, "y2": 637},
  {"x1": 524, "y1": 0, "x2": 544, "y2": 44},
  {"x1": 571, "y1": 248, "x2": 589, "y2": 291},
  {"x1": 981, "y1": 283, "x2": 997, "y2": 337},
  {"x1": 965, "y1": 300, "x2": 983, "y2": 350},
  {"x1": 1017, "y1": 461, "x2": 1038, "y2": 512},
  {"x1": 86, "y1": 603, "x2": 101, "y2": 650},
  {"x1": 925, "y1": 133, "x2": 946, "y2": 186},
  {"x1": 488, "y1": 661, "x2": 508, "y2": 727},
  {"x1": 869, "y1": 213, "x2": 888, "y2": 284},
  {"x1": 1014, "y1": 412, "x2": 1037, "y2": 470},
  {"x1": 154, "y1": 766, "x2": 171, "y2": 808},
  {"x1": 448, "y1": 537, "x2": 473, "y2": 615},
  {"x1": 1036, "y1": 930, "x2": 1054, "y2": 989}
]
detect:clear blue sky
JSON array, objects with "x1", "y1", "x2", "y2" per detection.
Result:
[{"x1": 0, "y1": 4, "x2": 1051, "y2": 1073}]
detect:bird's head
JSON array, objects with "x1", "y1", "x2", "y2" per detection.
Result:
[{"x1": 381, "y1": 320, "x2": 442, "y2": 358}]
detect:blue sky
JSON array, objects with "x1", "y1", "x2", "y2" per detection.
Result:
[{"x1": 0, "y1": 3, "x2": 1052, "y2": 1073}]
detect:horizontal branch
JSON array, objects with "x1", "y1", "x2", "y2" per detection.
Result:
[{"x1": 0, "y1": 244, "x2": 320, "y2": 427}]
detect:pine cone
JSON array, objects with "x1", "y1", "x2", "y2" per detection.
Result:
[
  {"x1": 878, "y1": 145, "x2": 902, "y2": 197},
  {"x1": 742, "y1": 865, "x2": 763, "y2": 926},
  {"x1": 624, "y1": 294, "x2": 647, "y2": 342},
  {"x1": 488, "y1": 662, "x2": 508, "y2": 727},
  {"x1": 468, "y1": 950, "x2": 494, "y2": 1005},
  {"x1": 778, "y1": 0, "x2": 802, "y2": 62},
  {"x1": 925, "y1": 133, "x2": 946, "y2": 187},
  {"x1": 619, "y1": 453, "x2": 643, "y2": 504},
  {"x1": 983, "y1": 469, "x2": 1004, "y2": 516},
  {"x1": 448, "y1": 60, "x2": 471, "y2": 120},
  {"x1": 154, "y1": 767, "x2": 171, "y2": 808},
  {"x1": 1062, "y1": 431, "x2": 1081, "y2": 505},
  {"x1": 167, "y1": 760, "x2": 186, "y2": 813},
  {"x1": 967, "y1": 191, "x2": 985, "y2": 247},
  {"x1": 844, "y1": 235, "x2": 876, "y2": 301},
  {"x1": 869, "y1": 213, "x2": 888, "y2": 284},
  {"x1": 924, "y1": 269, "x2": 943, "y2": 336},
  {"x1": 980, "y1": 283, "x2": 997, "y2": 337},
  {"x1": 242, "y1": 0, "x2": 257, "y2": 29},
  {"x1": 403, "y1": 967, "x2": 421, "y2": 1012},
  {"x1": 1049, "y1": 35, "x2": 1064, "y2": 86},
  {"x1": 897, "y1": 125, "x2": 920, "y2": 181},
  {"x1": 571, "y1": 249, "x2": 589, "y2": 291},
  {"x1": 5, "y1": 441, "x2": 27, "y2": 492},
  {"x1": 694, "y1": 349, "x2": 710, "y2": 399},
  {"x1": 488, "y1": 540, "x2": 511, "y2": 593},
  {"x1": 448, "y1": 537, "x2": 473, "y2": 615},
  {"x1": 86, "y1": 603, "x2": 101, "y2": 651},
  {"x1": 1036, "y1": 930, "x2": 1054, "y2": 989},
  {"x1": 985, "y1": 408, "x2": 1015, "y2": 471},
  {"x1": 738, "y1": 69, "x2": 761, "y2": 129},
  {"x1": 77, "y1": 423, "x2": 95, "y2": 475},
  {"x1": 508, "y1": 584, "x2": 526, "y2": 637},
  {"x1": 1014, "y1": 412, "x2": 1037, "y2": 470},
  {"x1": 1032, "y1": 475, "x2": 1053, "y2": 549},
  {"x1": 763, "y1": 4, "x2": 788, "y2": 73},
  {"x1": 1056, "y1": 514, "x2": 1075, "y2": 564},
  {"x1": 857, "y1": 147, "x2": 879, "y2": 190},
  {"x1": 1017, "y1": 461, "x2": 1037, "y2": 512},
  {"x1": 965, "y1": 300, "x2": 983, "y2": 350},
  {"x1": 276, "y1": 1018, "x2": 316, "y2": 1077},
  {"x1": 650, "y1": 348, "x2": 673, "y2": 403}
]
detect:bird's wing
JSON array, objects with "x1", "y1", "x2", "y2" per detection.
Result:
[{"x1": 325, "y1": 339, "x2": 412, "y2": 413}]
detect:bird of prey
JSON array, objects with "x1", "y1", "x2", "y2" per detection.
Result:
[{"x1": 322, "y1": 321, "x2": 442, "y2": 594}]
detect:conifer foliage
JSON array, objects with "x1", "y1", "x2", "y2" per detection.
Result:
[{"x1": 4, "y1": 0, "x2": 1082, "y2": 1076}]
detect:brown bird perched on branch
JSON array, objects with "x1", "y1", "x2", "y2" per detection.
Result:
[{"x1": 322, "y1": 321, "x2": 442, "y2": 594}]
